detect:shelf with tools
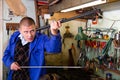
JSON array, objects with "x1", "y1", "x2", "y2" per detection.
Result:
[
  {"x1": 84, "y1": 38, "x2": 120, "y2": 79},
  {"x1": 76, "y1": 27, "x2": 120, "y2": 79}
]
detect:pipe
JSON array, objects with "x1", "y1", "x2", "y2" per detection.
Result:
[
  {"x1": 20, "y1": 66, "x2": 83, "y2": 68},
  {"x1": 37, "y1": 9, "x2": 101, "y2": 31}
]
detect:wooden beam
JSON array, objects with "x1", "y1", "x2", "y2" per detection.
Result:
[
  {"x1": 49, "y1": 0, "x2": 94, "y2": 13},
  {"x1": 96, "y1": 0, "x2": 120, "y2": 11},
  {"x1": 34, "y1": 0, "x2": 40, "y2": 28},
  {"x1": 50, "y1": 11, "x2": 87, "y2": 22},
  {"x1": 107, "y1": 0, "x2": 120, "y2": 3}
]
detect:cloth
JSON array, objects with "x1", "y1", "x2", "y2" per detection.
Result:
[
  {"x1": 2, "y1": 31, "x2": 62, "y2": 80},
  {"x1": 5, "y1": 0, "x2": 26, "y2": 16},
  {"x1": 12, "y1": 38, "x2": 30, "y2": 80}
]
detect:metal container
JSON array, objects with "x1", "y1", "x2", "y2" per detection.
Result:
[
  {"x1": 115, "y1": 32, "x2": 120, "y2": 40},
  {"x1": 114, "y1": 32, "x2": 120, "y2": 47}
]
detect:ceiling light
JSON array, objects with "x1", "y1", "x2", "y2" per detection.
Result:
[{"x1": 61, "y1": 0, "x2": 106, "y2": 12}]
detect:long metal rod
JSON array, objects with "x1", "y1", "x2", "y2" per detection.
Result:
[
  {"x1": 37, "y1": 9, "x2": 100, "y2": 31},
  {"x1": 20, "y1": 66, "x2": 83, "y2": 68}
]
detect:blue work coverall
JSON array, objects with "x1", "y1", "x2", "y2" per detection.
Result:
[{"x1": 2, "y1": 31, "x2": 62, "y2": 80}]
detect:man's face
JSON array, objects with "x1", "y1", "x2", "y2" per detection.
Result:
[{"x1": 19, "y1": 24, "x2": 36, "y2": 42}]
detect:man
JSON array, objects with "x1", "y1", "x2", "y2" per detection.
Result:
[{"x1": 2, "y1": 17, "x2": 62, "y2": 80}]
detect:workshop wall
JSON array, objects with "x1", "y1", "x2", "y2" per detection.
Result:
[
  {"x1": 45, "y1": 7, "x2": 120, "y2": 67},
  {"x1": 0, "y1": 0, "x2": 3, "y2": 80},
  {"x1": 87, "y1": 10, "x2": 120, "y2": 31}
]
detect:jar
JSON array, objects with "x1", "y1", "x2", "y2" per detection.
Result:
[{"x1": 103, "y1": 34, "x2": 109, "y2": 40}]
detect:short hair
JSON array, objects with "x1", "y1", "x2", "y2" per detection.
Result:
[{"x1": 19, "y1": 17, "x2": 35, "y2": 27}]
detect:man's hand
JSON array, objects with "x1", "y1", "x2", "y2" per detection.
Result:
[
  {"x1": 10, "y1": 62, "x2": 21, "y2": 71},
  {"x1": 50, "y1": 20, "x2": 61, "y2": 35}
]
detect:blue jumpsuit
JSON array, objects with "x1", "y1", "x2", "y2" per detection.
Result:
[{"x1": 2, "y1": 31, "x2": 62, "y2": 80}]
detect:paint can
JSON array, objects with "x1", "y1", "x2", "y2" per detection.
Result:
[{"x1": 106, "y1": 73, "x2": 112, "y2": 80}]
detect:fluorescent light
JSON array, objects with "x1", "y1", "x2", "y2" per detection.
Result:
[{"x1": 61, "y1": 0, "x2": 106, "y2": 12}]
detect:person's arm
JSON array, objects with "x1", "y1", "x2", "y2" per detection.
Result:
[
  {"x1": 10, "y1": 62, "x2": 21, "y2": 70},
  {"x1": 2, "y1": 37, "x2": 14, "y2": 68},
  {"x1": 44, "y1": 20, "x2": 62, "y2": 53},
  {"x1": 50, "y1": 20, "x2": 61, "y2": 35},
  {"x1": 2, "y1": 32, "x2": 21, "y2": 70}
]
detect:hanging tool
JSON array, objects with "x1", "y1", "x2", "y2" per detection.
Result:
[
  {"x1": 37, "y1": 9, "x2": 101, "y2": 31},
  {"x1": 102, "y1": 38, "x2": 113, "y2": 55}
]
